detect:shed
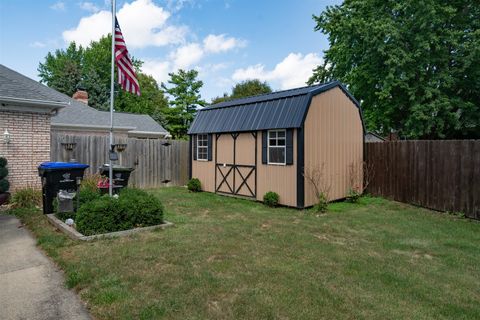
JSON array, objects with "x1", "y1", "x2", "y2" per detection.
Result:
[{"x1": 188, "y1": 81, "x2": 365, "y2": 208}]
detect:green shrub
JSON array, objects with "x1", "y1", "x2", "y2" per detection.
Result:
[
  {"x1": 263, "y1": 191, "x2": 280, "y2": 207},
  {"x1": 75, "y1": 186, "x2": 101, "y2": 210},
  {"x1": 187, "y1": 178, "x2": 201, "y2": 192},
  {"x1": 75, "y1": 188, "x2": 164, "y2": 236},
  {"x1": 314, "y1": 193, "x2": 329, "y2": 213},
  {"x1": 11, "y1": 187, "x2": 42, "y2": 208},
  {"x1": 0, "y1": 179, "x2": 10, "y2": 193},
  {"x1": 346, "y1": 188, "x2": 361, "y2": 203},
  {"x1": 0, "y1": 157, "x2": 7, "y2": 168},
  {"x1": 0, "y1": 167, "x2": 8, "y2": 179}
]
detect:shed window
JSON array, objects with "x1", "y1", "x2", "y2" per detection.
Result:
[
  {"x1": 268, "y1": 130, "x2": 286, "y2": 165},
  {"x1": 197, "y1": 134, "x2": 208, "y2": 160}
]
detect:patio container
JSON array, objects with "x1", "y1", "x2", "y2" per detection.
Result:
[
  {"x1": 38, "y1": 162, "x2": 89, "y2": 214},
  {"x1": 99, "y1": 165, "x2": 134, "y2": 188}
]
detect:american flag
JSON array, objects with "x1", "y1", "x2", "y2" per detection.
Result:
[{"x1": 114, "y1": 17, "x2": 140, "y2": 96}]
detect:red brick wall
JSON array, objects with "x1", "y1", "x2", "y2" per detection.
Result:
[{"x1": 0, "y1": 111, "x2": 51, "y2": 191}]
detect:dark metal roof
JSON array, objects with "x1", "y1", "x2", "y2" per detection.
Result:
[{"x1": 188, "y1": 81, "x2": 360, "y2": 134}]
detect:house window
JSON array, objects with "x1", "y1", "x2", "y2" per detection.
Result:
[
  {"x1": 197, "y1": 134, "x2": 208, "y2": 160},
  {"x1": 268, "y1": 130, "x2": 286, "y2": 165}
]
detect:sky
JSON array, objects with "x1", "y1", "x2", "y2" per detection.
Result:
[{"x1": 0, "y1": 0, "x2": 341, "y2": 101}]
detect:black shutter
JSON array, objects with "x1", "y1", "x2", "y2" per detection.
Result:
[
  {"x1": 207, "y1": 134, "x2": 213, "y2": 161},
  {"x1": 193, "y1": 135, "x2": 197, "y2": 160},
  {"x1": 286, "y1": 129, "x2": 294, "y2": 165},
  {"x1": 262, "y1": 130, "x2": 268, "y2": 164}
]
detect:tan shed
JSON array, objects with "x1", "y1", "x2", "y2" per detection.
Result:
[{"x1": 188, "y1": 82, "x2": 365, "y2": 208}]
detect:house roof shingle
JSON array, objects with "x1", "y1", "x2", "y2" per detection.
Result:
[{"x1": 0, "y1": 64, "x2": 168, "y2": 135}]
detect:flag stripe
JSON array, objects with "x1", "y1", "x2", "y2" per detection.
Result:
[{"x1": 114, "y1": 17, "x2": 140, "y2": 96}]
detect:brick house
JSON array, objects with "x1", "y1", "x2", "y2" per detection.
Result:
[
  {"x1": 0, "y1": 69, "x2": 66, "y2": 191},
  {"x1": 0, "y1": 64, "x2": 169, "y2": 191}
]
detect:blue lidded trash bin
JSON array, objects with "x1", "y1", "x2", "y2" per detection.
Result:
[{"x1": 38, "y1": 162, "x2": 89, "y2": 214}]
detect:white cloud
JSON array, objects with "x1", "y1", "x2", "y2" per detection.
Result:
[
  {"x1": 142, "y1": 59, "x2": 171, "y2": 84},
  {"x1": 62, "y1": 0, "x2": 187, "y2": 48},
  {"x1": 203, "y1": 34, "x2": 246, "y2": 53},
  {"x1": 232, "y1": 53, "x2": 322, "y2": 89},
  {"x1": 30, "y1": 41, "x2": 46, "y2": 48},
  {"x1": 166, "y1": 0, "x2": 196, "y2": 12},
  {"x1": 79, "y1": 1, "x2": 100, "y2": 12},
  {"x1": 50, "y1": 1, "x2": 65, "y2": 11},
  {"x1": 169, "y1": 43, "x2": 204, "y2": 70},
  {"x1": 63, "y1": 11, "x2": 110, "y2": 47}
]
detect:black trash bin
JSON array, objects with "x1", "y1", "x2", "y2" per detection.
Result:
[
  {"x1": 99, "y1": 165, "x2": 134, "y2": 188},
  {"x1": 38, "y1": 162, "x2": 89, "y2": 214}
]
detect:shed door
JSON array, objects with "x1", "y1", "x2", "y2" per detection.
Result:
[{"x1": 215, "y1": 132, "x2": 257, "y2": 198}]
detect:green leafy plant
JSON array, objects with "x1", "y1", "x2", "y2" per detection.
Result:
[
  {"x1": 11, "y1": 187, "x2": 42, "y2": 208},
  {"x1": 0, "y1": 157, "x2": 9, "y2": 194},
  {"x1": 304, "y1": 164, "x2": 331, "y2": 213},
  {"x1": 346, "y1": 188, "x2": 361, "y2": 203},
  {"x1": 75, "y1": 185, "x2": 101, "y2": 210},
  {"x1": 187, "y1": 178, "x2": 201, "y2": 192},
  {"x1": 75, "y1": 188, "x2": 164, "y2": 236},
  {"x1": 263, "y1": 191, "x2": 280, "y2": 207},
  {"x1": 314, "y1": 193, "x2": 329, "y2": 213}
]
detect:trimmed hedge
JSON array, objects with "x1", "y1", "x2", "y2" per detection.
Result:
[
  {"x1": 0, "y1": 167, "x2": 8, "y2": 179},
  {"x1": 263, "y1": 191, "x2": 279, "y2": 207},
  {"x1": 75, "y1": 188, "x2": 164, "y2": 236},
  {"x1": 187, "y1": 178, "x2": 201, "y2": 192},
  {"x1": 0, "y1": 179, "x2": 10, "y2": 193}
]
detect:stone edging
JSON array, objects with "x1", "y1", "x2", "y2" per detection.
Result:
[{"x1": 46, "y1": 214, "x2": 174, "y2": 241}]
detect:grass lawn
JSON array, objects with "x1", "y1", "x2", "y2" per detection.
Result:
[{"x1": 9, "y1": 187, "x2": 480, "y2": 319}]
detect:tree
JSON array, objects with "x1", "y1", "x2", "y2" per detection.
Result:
[
  {"x1": 308, "y1": 0, "x2": 480, "y2": 139},
  {"x1": 162, "y1": 69, "x2": 206, "y2": 138},
  {"x1": 38, "y1": 35, "x2": 168, "y2": 120},
  {"x1": 38, "y1": 42, "x2": 83, "y2": 97},
  {"x1": 211, "y1": 79, "x2": 272, "y2": 104}
]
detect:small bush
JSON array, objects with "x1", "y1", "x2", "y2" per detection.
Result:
[
  {"x1": 11, "y1": 187, "x2": 42, "y2": 208},
  {"x1": 314, "y1": 193, "x2": 329, "y2": 213},
  {"x1": 0, "y1": 157, "x2": 7, "y2": 168},
  {"x1": 346, "y1": 188, "x2": 361, "y2": 203},
  {"x1": 187, "y1": 178, "x2": 201, "y2": 192},
  {"x1": 263, "y1": 191, "x2": 279, "y2": 207},
  {"x1": 75, "y1": 186, "x2": 101, "y2": 210},
  {"x1": 0, "y1": 166, "x2": 8, "y2": 179},
  {"x1": 75, "y1": 188, "x2": 164, "y2": 236},
  {"x1": 0, "y1": 178, "x2": 9, "y2": 193}
]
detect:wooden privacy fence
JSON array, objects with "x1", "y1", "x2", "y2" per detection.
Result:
[
  {"x1": 366, "y1": 140, "x2": 480, "y2": 219},
  {"x1": 51, "y1": 133, "x2": 189, "y2": 188}
]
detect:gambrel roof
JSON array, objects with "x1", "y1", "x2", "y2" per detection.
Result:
[{"x1": 188, "y1": 81, "x2": 361, "y2": 134}]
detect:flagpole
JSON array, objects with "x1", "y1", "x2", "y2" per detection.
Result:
[{"x1": 109, "y1": 0, "x2": 116, "y2": 197}]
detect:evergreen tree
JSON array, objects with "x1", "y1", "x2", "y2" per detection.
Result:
[{"x1": 162, "y1": 69, "x2": 206, "y2": 138}]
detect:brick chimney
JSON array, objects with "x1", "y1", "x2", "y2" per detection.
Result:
[{"x1": 72, "y1": 87, "x2": 88, "y2": 105}]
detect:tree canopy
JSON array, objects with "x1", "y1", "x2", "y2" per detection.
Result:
[
  {"x1": 308, "y1": 0, "x2": 480, "y2": 139},
  {"x1": 211, "y1": 79, "x2": 272, "y2": 104},
  {"x1": 38, "y1": 35, "x2": 168, "y2": 117},
  {"x1": 161, "y1": 69, "x2": 206, "y2": 139}
]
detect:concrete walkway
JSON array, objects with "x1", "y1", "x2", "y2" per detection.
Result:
[{"x1": 0, "y1": 214, "x2": 91, "y2": 320}]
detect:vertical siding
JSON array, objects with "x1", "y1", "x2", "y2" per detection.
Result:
[
  {"x1": 235, "y1": 133, "x2": 256, "y2": 165},
  {"x1": 256, "y1": 130, "x2": 297, "y2": 207},
  {"x1": 216, "y1": 134, "x2": 234, "y2": 164},
  {"x1": 191, "y1": 137, "x2": 216, "y2": 192},
  {"x1": 304, "y1": 87, "x2": 364, "y2": 206}
]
